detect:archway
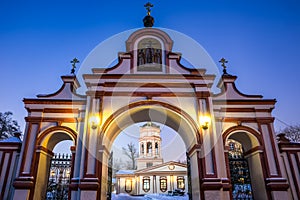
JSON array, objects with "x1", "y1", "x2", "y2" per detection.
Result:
[
  {"x1": 33, "y1": 126, "x2": 77, "y2": 200},
  {"x1": 99, "y1": 101, "x2": 202, "y2": 199},
  {"x1": 223, "y1": 126, "x2": 268, "y2": 200},
  {"x1": 112, "y1": 121, "x2": 187, "y2": 196}
]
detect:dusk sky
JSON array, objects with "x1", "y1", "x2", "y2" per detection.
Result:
[{"x1": 1, "y1": 0, "x2": 300, "y2": 136}]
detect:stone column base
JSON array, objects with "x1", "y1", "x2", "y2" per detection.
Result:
[{"x1": 201, "y1": 178, "x2": 231, "y2": 200}]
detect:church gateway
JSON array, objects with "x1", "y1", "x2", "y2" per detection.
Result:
[{"x1": 0, "y1": 3, "x2": 299, "y2": 200}]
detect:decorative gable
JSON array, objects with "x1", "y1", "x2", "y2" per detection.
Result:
[
  {"x1": 36, "y1": 76, "x2": 85, "y2": 101},
  {"x1": 91, "y1": 28, "x2": 201, "y2": 75}
]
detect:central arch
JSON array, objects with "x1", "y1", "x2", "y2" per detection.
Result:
[
  {"x1": 99, "y1": 100, "x2": 203, "y2": 199},
  {"x1": 101, "y1": 100, "x2": 201, "y2": 151}
]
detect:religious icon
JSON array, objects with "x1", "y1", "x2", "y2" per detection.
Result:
[
  {"x1": 137, "y1": 37, "x2": 163, "y2": 71},
  {"x1": 138, "y1": 49, "x2": 145, "y2": 65}
]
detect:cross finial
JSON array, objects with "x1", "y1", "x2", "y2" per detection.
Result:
[
  {"x1": 70, "y1": 58, "x2": 79, "y2": 75},
  {"x1": 144, "y1": 2, "x2": 153, "y2": 16},
  {"x1": 219, "y1": 58, "x2": 228, "y2": 75}
]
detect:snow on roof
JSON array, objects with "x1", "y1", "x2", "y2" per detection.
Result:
[
  {"x1": 116, "y1": 170, "x2": 136, "y2": 175},
  {"x1": 0, "y1": 136, "x2": 22, "y2": 143}
]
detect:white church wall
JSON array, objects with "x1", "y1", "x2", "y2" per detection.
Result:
[{"x1": 117, "y1": 176, "x2": 137, "y2": 195}]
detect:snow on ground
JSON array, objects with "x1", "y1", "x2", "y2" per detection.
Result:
[
  {"x1": 145, "y1": 194, "x2": 188, "y2": 200},
  {"x1": 112, "y1": 193, "x2": 188, "y2": 200},
  {"x1": 112, "y1": 193, "x2": 144, "y2": 200}
]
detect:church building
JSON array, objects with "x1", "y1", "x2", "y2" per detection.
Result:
[
  {"x1": 0, "y1": 3, "x2": 299, "y2": 200},
  {"x1": 115, "y1": 122, "x2": 188, "y2": 195}
]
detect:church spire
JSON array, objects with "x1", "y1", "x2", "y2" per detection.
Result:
[
  {"x1": 136, "y1": 122, "x2": 163, "y2": 170},
  {"x1": 143, "y1": 2, "x2": 154, "y2": 27}
]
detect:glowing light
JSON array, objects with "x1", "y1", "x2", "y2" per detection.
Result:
[
  {"x1": 89, "y1": 115, "x2": 100, "y2": 129},
  {"x1": 200, "y1": 115, "x2": 211, "y2": 130}
]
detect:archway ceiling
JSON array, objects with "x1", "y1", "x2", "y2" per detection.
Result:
[{"x1": 103, "y1": 105, "x2": 198, "y2": 151}]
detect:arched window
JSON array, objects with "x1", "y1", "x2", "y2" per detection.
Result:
[
  {"x1": 141, "y1": 143, "x2": 144, "y2": 154},
  {"x1": 226, "y1": 139, "x2": 253, "y2": 200},
  {"x1": 177, "y1": 176, "x2": 185, "y2": 190},
  {"x1": 160, "y1": 176, "x2": 167, "y2": 192},
  {"x1": 155, "y1": 142, "x2": 159, "y2": 155},
  {"x1": 137, "y1": 38, "x2": 163, "y2": 72},
  {"x1": 142, "y1": 177, "x2": 150, "y2": 192},
  {"x1": 147, "y1": 142, "x2": 152, "y2": 154},
  {"x1": 125, "y1": 178, "x2": 132, "y2": 193}
]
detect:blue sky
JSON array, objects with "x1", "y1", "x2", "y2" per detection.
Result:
[
  {"x1": 0, "y1": 0, "x2": 300, "y2": 134},
  {"x1": 112, "y1": 123, "x2": 187, "y2": 163}
]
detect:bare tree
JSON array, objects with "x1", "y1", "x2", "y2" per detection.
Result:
[
  {"x1": 0, "y1": 111, "x2": 21, "y2": 140},
  {"x1": 112, "y1": 158, "x2": 125, "y2": 177},
  {"x1": 279, "y1": 124, "x2": 300, "y2": 143},
  {"x1": 122, "y1": 142, "x2": 138, "y2": 170}
]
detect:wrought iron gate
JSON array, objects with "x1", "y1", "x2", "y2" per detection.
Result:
[
  {"x1": 46, "y1": 154, "x2": 72, "y2": 200},
  {"x1": 186, "y1": 152, "x2": 192, "y2": 200},
  {"x1": 227, "y1": 139, "x2": 253, "y2": 200},
  {"x1": 107, "y1": 152, "x2": 113, "y2": 200}
]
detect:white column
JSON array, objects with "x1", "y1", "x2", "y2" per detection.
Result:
[
  {"x1": 71, "y1": 110, "x2": 86, "y2": 200},
  {"x1": 79, "y1": 95, "x2": 91, "y2": 178},
  {"x1": 153, "y1": 175, "x2": 157, "y2": 193}
]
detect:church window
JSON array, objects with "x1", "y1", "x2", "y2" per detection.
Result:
[
  {"x1": 177, "y1": 176, "x2": 185, "y2": 190},
  {"x1": 226, "y1": 139, "x2": 253, "y2": 200},
  {"x1": 143, "y1": 177, "x2": 151, "y2": 192},
  {"x1": 141, "y1": 143, "x2": 144, "y2": 154},
  {"x1": 147, "y1": 142, "x2": 152, "y2": 154},
  {"x1": 146, "y1": 162, "x2": 153, "y2": 167},
  {"x1": 155, "y1": 142, "x2": 159, "y2": 155},
  {"x1": 125, "y1": 178, "x2": 132, "y2": 193},
  {"x1": 160, "y1": 176, "x2": 167, "y2": 192}
]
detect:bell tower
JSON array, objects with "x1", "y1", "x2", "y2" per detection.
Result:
[{"x1": 136, "y1": 122, "x2": 163, "y2": 170}]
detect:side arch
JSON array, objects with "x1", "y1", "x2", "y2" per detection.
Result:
[
  {"x1": 33, "y1": 126, "x2": 77, "y2": 200},
  {"x1": 222, "y1": 125, "x2": 263, "y2": 152},
  {"x1": 37, "y1": 126, "x2": 77, "y2": 150},
  {"x1": 222, "y1": 125, "x2": 268, "y2": 200}
]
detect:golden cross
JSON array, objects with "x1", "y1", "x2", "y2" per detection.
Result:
[
  {"x1": 144, "y1": 2, "x2": 153, "y2": 16},
  {"x1": 219, "y1": 58, "x2": 228, "y2": 75},
  {"x1": 70, "y1": 58, "x2": 79, "y2": 75}
]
